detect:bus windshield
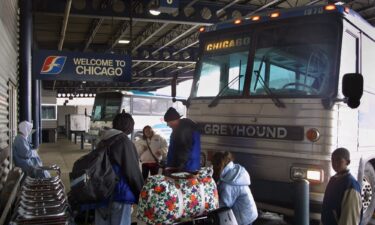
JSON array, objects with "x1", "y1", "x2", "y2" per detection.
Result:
[
  {"x1": 194, "y1": 22, "x2": 339, "y2": 98},
  {"x1": 92, "y1": 92, "x2": 122, "y2": 121}
]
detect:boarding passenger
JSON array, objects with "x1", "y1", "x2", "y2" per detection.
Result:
[
  {"x1": 163, "y1": 107, "x2": 201, "y2": 173},
  {"x1": 135, "y1": 125, "x2": 168, "y2": 180},
  {"x1": 95, "y1": 111, "x2": 143, "y2": 225},
  {"x1": 321, "y1": 147, "x2": 362, "y2": 225},
  {"x1": 13, "y1": 121, "x2": 49, "y2": 178},
  {"x1": 211, "y1": 151, "x2": 258, "y2": 225}
]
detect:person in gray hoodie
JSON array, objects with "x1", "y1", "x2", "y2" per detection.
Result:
[
  {"x1": 212, "y1": 151, "x2": 258, "y2": 225},
  {"x1": 13, "y1": 121, "x2": 49, "y2": 178}
]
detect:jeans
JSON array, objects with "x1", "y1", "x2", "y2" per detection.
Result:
[{"x1": 95, "y1": 202, "x2": 131, "y2": 225}]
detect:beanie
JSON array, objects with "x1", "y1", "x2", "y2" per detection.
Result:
[{"x1": 164, "y1": 107, "x2": 182, "y2": 122}]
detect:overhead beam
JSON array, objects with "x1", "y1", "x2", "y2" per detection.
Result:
[
  {"x1": 58, "y1": 0, "x2": 72, "y2": 50},
  {"x1": 83, "y1": 0, "x2": 112, "y2": 51},
  {"x1": 84, "y1": 18, "x2": 104, "y2": 51},
  {"x1": 108, "y1": 21, "x2": 138, "y2": 51},
  {"x1": 358, "y1": 5, "x2": 375, "y2": 14},
  {"x1": 35, "y1": 0, "x2": 258, "y2": 26},
  {"x1": 152, "y1": 25, "x2": 199, "y2": 55},
  {"x1": 132, "y1": 23, "x2": 169, "y2": 53},
  {"x1": 133, "y1": 46, "x2": 198, "y2": 63},
  {"x1": 246, "y1": 0, "x2": 285, "y2": 16},
  {"x1": 132, "y1": 75, "x2": 192, "y2": 80}
]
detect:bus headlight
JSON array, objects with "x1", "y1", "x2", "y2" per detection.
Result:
[{"x1": 291, "y1": 166, "x2": 324, "y2": 183}]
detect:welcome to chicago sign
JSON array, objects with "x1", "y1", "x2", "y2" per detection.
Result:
[{"x1": 33, "y1": 50, "x2": 131, "y2": 82}]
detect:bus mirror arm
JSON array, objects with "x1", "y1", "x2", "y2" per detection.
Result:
[
  {"x1": 322, "y1": 97, "x2": 346, "y2": 109},
  {"x1": 172, "y1": 97, "x2": 190, "y2": 108}
]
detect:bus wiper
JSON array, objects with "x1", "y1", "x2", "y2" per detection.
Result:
[
  {"x1": 208, "y1": 61, "x2": 243, "y2": 108},
  {"x1": 208, "y1": 74, "x2": 244, "y2": 107},
  {"x1": 253, "y1": 55, "x2": 266, "y2": 92},
  {"x1": 253, "y1": 69, "x2": 286, "y2": 108}
]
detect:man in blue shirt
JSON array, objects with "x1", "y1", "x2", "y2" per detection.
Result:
[{"x1": 164, "y1": 107, "x2": 201, "y2": 173}]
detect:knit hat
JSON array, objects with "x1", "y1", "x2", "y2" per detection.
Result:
[{"x1": 164, "y1": 107, "x2": 182, "y2": 122}]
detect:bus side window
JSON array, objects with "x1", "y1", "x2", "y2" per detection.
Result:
[
  {"x1": 152, "y1": 99, "x2": 168, "y2": 115},
  {"x1": 133, "y1": 98, "x2": 151, "y2": 114}
]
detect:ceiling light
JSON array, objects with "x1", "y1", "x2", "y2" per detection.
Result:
[
  {"x1": 149, "y1": 8, "x2": 161, "y2": 16},
  {"x1": 177, "y1": 66, "x2": 183, "y2": 69},
  {"x1": 118, "y1": 39, "x2": 130, "y2": 44}
]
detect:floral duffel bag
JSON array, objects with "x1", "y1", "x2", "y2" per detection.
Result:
[{"x1": 137, "y1": 167, "x2": 219, "y2": 225}]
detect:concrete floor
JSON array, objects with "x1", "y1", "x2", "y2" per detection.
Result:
[{"x1": 37, "y1": 136, "x2": 375, "y2": 225}]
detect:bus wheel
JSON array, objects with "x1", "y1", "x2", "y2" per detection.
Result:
[{"x1": 362, "y1": 163, "x2": 375, "y2": 224}]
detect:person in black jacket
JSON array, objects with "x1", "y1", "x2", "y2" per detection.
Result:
[
  {"x1": 95, "y1": 111, "x2": 144, "y2": 225},
  {"x1": 164, "y1": 107, "x2": 201, "y2": 173}
]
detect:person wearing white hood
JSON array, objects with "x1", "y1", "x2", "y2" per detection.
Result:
[{"x1": 12, "y1": 121, "x2": 49, "y2": 178}]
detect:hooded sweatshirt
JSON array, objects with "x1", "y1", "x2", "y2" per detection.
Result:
[
  {"x1": 218, "y1": 162, "x2": 258, "y2": 225},
  {"x1": 99, "y1": 128, "x2": 144, "y2": 204},
  {"x1": 13, "y1": 121, "x2": 49, "y2": 178}
]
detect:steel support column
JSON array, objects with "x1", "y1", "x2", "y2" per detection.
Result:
[
  {"x1": 19, "y1": 0, "x2": 32, "y2": 123},
  {"x1": 32, "y1": 80, "x2": 40, "y2": 148}
]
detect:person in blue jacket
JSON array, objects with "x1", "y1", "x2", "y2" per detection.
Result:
[
  {"x1": 164, "y1": 107, "x2": 200, "y2": 173},
  {"x1": 13, "y1": 121, "x2": 49, "y2": 178},
  {"x1": 212, "y1": 151, "x2": 258, "y2": 225},
  {"x1": 94, "y1": 111, "x2": 144, "y2": 225},
  {"x1": 321, "y1": 147, "x2": 362, "y2": 225}
]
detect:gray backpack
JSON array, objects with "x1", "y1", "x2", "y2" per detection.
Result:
[{"x1": 69, "y1": 134, "x2": 124, "y2": 203}]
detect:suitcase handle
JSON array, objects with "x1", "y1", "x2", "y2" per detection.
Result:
[{"x1": 163, "y1": 167, "x2": 198, "y2": 180}]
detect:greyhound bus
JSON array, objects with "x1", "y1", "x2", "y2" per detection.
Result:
[
  {"x1": 89, "y1": 90, "x2": 185, "y2": 141},
  {"x1": 174, "y1": 4, "x2": 375, "y2": 223}
]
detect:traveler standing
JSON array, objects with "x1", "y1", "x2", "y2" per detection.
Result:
[
  {"x1": 95, "y1": 111, "x2": 144, "y2": 225},
  {"x1": 163, "y1": 107, "x2": 201, "y2": 173},
  {"x1": 135, "y1": 125, "x2": 168, "y2": 180}
]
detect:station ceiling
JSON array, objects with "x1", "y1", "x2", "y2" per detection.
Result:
[{"x1": 33, "y1": 0, "x2": 375, "y2": 95}]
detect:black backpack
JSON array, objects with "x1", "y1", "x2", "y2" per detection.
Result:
[{"x1": 69, "y1": 134, "x2": 125, "y2": 204}]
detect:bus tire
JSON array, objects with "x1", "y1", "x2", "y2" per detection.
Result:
[{"x1": 362, "y1": 163, "x2": 375, "y2": 225}]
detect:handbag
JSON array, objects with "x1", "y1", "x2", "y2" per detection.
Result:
[{"x1": 145, "y1": 139, "x2": 166, "y2": 168}]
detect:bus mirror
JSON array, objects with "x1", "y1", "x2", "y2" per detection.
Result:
[
  {"x1": 171, "y1": 76, "x2": 177, "y2": 98},
  {"x1": 342, "y1": 73, "x2": 363, "y2": 109}
]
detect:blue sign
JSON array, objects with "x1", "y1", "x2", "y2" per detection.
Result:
[{"x1": 33, "y1": 50, "x2": 132, "y2": 82}]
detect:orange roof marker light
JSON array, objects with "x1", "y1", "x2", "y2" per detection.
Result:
[
  {"x1": 199, "y1": 26, "x2": 205, "y2": 32},
  {"x1": 344, "y1": 7, "x2": 350, "y2": 13},
  {"x1": 325, "y1": 5, "x2": 336, "y2": 11},
  {"x1": 234, "y1": 19, "x2": 242, "y2": 24},
  {"x1": 270, "y1": 12, "x2": 280, "y2": 18},
  {"x1": 252, "y1": 16, "x2": 261, "y2": 21}
]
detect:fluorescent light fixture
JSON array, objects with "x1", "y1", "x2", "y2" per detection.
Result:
[
  {"x1": 149, "y1": 9, "x2": 161, "y2": 16},
  {"x1": 118, "y1": 39, "x2": 130, "y2": 44}
]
